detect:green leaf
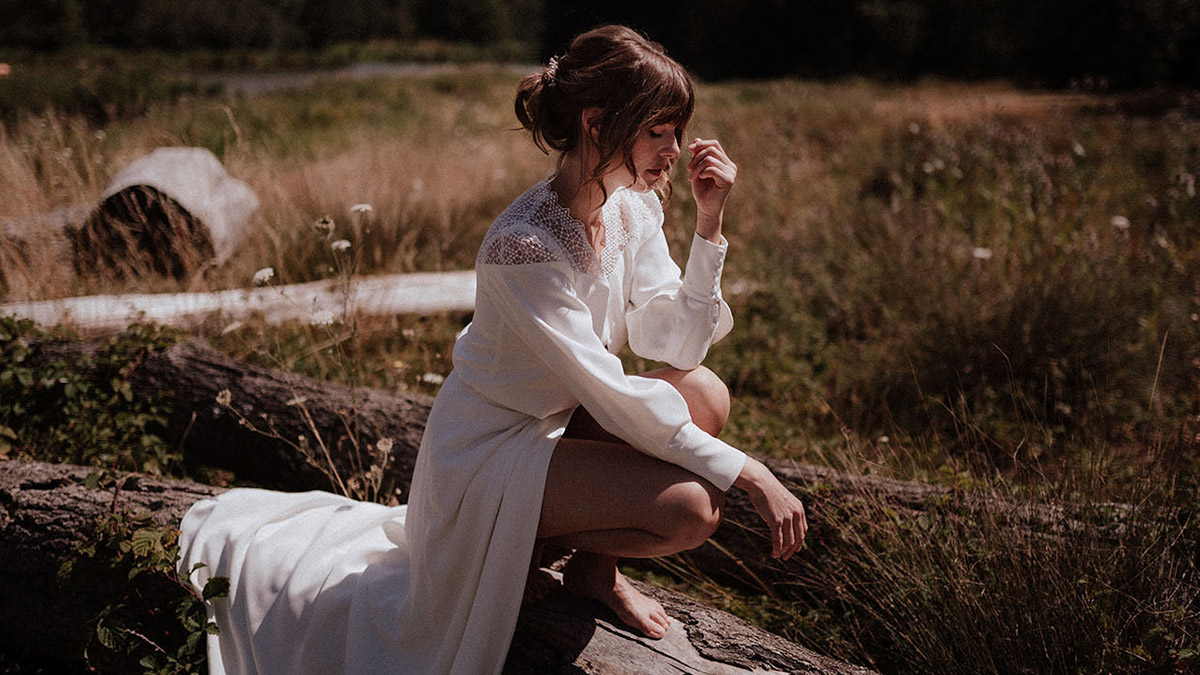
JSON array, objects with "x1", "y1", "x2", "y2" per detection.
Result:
[
  {"x1": 202, "y1": 575, "x2": 230, "y2": 602},
  {"x1": 130, "y1": 527, "x2": 160, "y2": 557},
  {"x1": 95, "y1": 620, "x2": 125, "y2": 651}
]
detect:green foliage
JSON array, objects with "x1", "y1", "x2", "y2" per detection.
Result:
[
  {"x1": 58, "y1": 498, "x2": 228, "y2": 675},
  {"x1": 0, "y1": 317, "x2": 182, "y2": 474},
  {"x1": 0, "y1": 53, "x2": 206, "y2": 125}
]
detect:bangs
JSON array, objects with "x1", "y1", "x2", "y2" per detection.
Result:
[{"x1": 638, "y1": 60, "x2": 695, "y2": 132}]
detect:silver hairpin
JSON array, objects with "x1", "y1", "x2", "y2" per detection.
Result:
[{"x1": 545, "y1": 56, "x2": 559, "y2": 88}]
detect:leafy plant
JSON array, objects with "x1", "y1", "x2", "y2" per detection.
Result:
[
  {"x1": 0, "y1": 317, "x2": 181, "y2": 474},
  {"x1": 58, "y1": 485, "x2": 228, "y2": 675}
]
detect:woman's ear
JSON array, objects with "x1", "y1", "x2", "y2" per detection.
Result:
[{"x1": 580, "y1": 107, "x2": 603, "y2": 144}]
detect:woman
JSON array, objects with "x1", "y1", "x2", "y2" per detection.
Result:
[{"x1": 180, "y1": 25, "x2": 806, "y2": 675}]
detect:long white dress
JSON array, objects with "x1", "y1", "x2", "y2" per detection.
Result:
[{"x1": 178, "y1": 178, "x2": 747, "y2": 675}]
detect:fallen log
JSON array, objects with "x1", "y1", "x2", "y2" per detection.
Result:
[
  {"x1": 0, "y1": 270, "x2": 477, "y2": 332},
  {"x1": 12, "y1": 336, "x2": 1151, "y2": 672},
  {"x1": 0, "y1": 459, "x2": 875, "y2": 674},
  {"x1": 22, "y1": 337, "x2": 1136, "y2": 596}
]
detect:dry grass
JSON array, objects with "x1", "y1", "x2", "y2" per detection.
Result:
[{"x1": 1, "y1": 72, "x2": 1198, "y2": 672}]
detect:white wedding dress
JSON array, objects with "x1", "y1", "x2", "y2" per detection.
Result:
[{"x1": 179, "y1": 178, "x2": 746, "y2": 674}]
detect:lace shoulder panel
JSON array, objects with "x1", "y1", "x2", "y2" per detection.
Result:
[
  {"x1": 614, "y1": 187, "x2": 664, "y2": 244},
  {"x1": 477, "y1": 180, "x2": 597, "y2": 273}
]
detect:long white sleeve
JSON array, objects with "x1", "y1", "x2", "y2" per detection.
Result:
[
  {"x1": 626, "y1": 229, "x2": 734, "y2": 370},
  {"x1": 478, "y1": 262, "x2": 746, "y2": 491}
]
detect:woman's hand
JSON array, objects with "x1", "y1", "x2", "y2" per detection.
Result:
[
  {"x1": 686, "y1": 138, "x2": 737, "y2": 242},
  {"x1": 733, "y1": 456, "x2": 808, "y2": 560}
]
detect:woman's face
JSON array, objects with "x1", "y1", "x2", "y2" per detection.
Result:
[{"x1": 614, "y1": 122, "x2": 681, "y2": 192}]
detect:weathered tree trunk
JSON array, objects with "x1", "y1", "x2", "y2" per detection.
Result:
[
  {"x1": 0, "y1": 459, "x2": 875, "y2": 674},
  {"x1": 26, "y1": 337, "x2": 1133, "y2": 598}
]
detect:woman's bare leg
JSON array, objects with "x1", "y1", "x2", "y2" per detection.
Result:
[
  {"x1": 537, "y1": 366, "x2": 731, "y2": 638},
  {"x1": 539, "y1": 439, "x2": 724, "y2": 636}
]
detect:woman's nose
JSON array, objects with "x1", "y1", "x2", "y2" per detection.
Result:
[{"x1": 662, "y1": 136, "x2": 680, "y2": 158}]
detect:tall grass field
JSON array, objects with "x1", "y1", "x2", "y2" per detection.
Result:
[{"x1": 1, "y1": 62, "x2": 1197, "y2": 673}]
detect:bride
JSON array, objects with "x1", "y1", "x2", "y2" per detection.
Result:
[{"x1": 180, "y1": 24, "x2": 807, "y2": 675}]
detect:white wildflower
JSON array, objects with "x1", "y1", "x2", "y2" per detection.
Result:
[
  {"x1": 376, "y1": 437, "x2": 394, "y2": 454},
  {"x1": 350, "y1": 203, "x2": 373, "y2": 214},
  {"x1": 310, "y1": 310, "x2": 336, "y2": 326},
  {"x1": 215, "y1": 389, "x2": 232, "y2": 407},
  {"x1": 1072, "y1": 141, "x2": 1086, "y2": 157},
  {"x1": 1111, "y1": 215, "x2": 1131, "y2": 231},
  {"x1": 877, "y1": 435, "x2": 891, "y2": 444},
  {"x1": 331, "y1": 239, "x2": 351, "y2": 253},
  {"x1": 972, "y1": 247, "x2": 994, "y2": 260},
  {"x1": 421, "y1": 372, "x2": 446, "y2": 385},
  {"x1": 252, "y1": 267, "x2": 275, "y2": 286},
  {"x1": 908, "y1": 122, "x2": 921, "y2": 135}
]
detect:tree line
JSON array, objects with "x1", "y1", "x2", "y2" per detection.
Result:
[{"x1": 3, "y1": 0, "x2": 1198, "y2": 86}]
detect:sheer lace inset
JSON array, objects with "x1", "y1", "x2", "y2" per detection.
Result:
[{"x1": 478, "y1": 179, "x2": 633, "y2": 277}]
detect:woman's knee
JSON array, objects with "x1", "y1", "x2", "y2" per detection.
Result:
[
  {"x1": 646, "y1": 366, "x2": 731, "y2": 437},
  {"x1": 661, "y1": 479, "x2": 725, "y2": 551}
]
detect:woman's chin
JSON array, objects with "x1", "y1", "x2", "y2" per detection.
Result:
[{"x1": 632, "y1": 172, "x2": 667, "y2": 192}]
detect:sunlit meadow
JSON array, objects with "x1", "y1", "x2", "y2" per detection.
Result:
[{"x1": 1, "y1": 67, "x2": 1197, "y2": 672}]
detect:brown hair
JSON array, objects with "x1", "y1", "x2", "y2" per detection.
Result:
[{"x1": 514, "y1": 25, "x2": 695, "y2": 196}]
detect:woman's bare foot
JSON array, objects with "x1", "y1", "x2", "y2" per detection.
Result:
[{"x1": 561, "y1": 551, "x2": 670, "y2": 639}]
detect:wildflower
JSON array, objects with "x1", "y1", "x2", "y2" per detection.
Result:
[
  {"x1": 331, "y1": 239, "x2": 351, "y2": 253},
  {"x1": 1111, "y1": 215, "x2": 1130, "y2": 231},
  {"x1": 972, "y1": 247, "x2": 993, "y2": 260},
  {"x1": 350, "y1": 203, "x2": 373, "y2": 214},
  {"x1": 314, "y1": 216, "x2": 335, "y2": 236},
  {"x1": 310, "y1": 310, "x2": 336, "y2": 326},
  {"x1": 1072, "y1": 141, "x2": 1086, "y2": 157},
  {"x1": 253, "y1": 267, "x2": 275, "y2": 286},
  {"x1": 376, "y1": 437, "x2": 394, "y2": 454},
  {"x1": 216, "y1": 389, "x2": 232, "y2": 407},
  {"x1": 421, "y1": 372, "x2": 446, "y2": 385}
]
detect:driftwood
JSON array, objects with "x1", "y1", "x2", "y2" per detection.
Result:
[
  {"x1": 0, "y1": 459, "x2": 875, "y2": 674},
  {"x1": 0, "y1": 270, "x2": 477, "y2": 332}
]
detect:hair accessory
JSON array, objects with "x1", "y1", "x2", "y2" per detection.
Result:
[{"x1": 545, "y1": 56, "x2": 559, "y2": 88}]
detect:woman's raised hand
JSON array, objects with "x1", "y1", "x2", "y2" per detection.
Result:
[
  {"x1": 686, "y1": 138, "x2": 738, "y2": 224},
  {"x1": 733, "y1": 456, "x2": 808, "y2": 560}
]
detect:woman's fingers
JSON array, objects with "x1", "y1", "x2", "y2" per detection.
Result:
[{"x1": 779, "y1": 517, "x2": 795, "y2": 558}]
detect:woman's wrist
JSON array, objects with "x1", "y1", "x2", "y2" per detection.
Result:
[
  {"x1": 732, "y1": 455, "x2": 771, "y2": 493},
  {"x1": 695, "y1": 209, "x2": 723, "y2": 243}
]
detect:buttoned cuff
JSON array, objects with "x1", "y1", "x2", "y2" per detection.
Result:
[
  {"x1": 667, "y1": 423, "x2": 746, "y2": 491},
  {"x1": 681, "y1": 232, "x2": 727, "y2": 303}
]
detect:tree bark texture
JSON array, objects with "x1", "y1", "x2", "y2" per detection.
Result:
[
  {"x1": 0, "y1": 459, "x2": 875, "y2": 675},
  {"x1": 11, "y1": 337, "x2": 1138, "y2": 672}
]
